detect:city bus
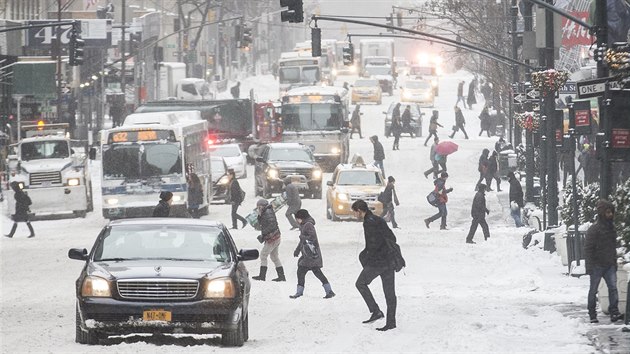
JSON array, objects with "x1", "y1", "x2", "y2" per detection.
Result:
[
  {"x1": 100, "y1": 110, "x2": 211, "y2": 219},
  {"x1": 278, "y1": 51, "x2": 322, "y2": 97}
]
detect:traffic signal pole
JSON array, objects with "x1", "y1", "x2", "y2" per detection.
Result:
[
  {"x1": 544, "y1": 0, "x2": 558, "y2": 227},
  {"x1": 595, "y1": 0, "x2": 611, "y2": 199},
  {"x1": 56, "y1": 0, "x2": 62, "y2": 125}
]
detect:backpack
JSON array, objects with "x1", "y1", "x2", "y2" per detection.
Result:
[{"x1": 426, "y1": 190, "x2": 439, "y2": 207}]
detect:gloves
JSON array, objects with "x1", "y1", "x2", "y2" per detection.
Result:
[
  {"x1": 446, "y1": 187, "x2": 453, "y2": 193},
  {"x1": 294, "y1": 249, "x2": 300, "y2": 257},
  {"x1": 257, "y1": 235, "x2": 264, "y2": 244}
]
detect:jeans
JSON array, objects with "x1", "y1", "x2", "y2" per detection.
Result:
[
  {"x1": 374, "y1": 160, "x2": 385, "y2": 177},
  {"x1": 456, "y1": 95, "x2": 467, "y2": 108},
  {"x1": 511, "y1": 207, "x2": 523, "y2": 227},
  {"x1": 356, "y1": 265, "x2": 397, "y2": 326},
  {"x1": 428, "y1": 203, "x2": 447, "y2": 228},
  {"x1": 588, "y1": 265, "x2": 620, "y2": 317}
]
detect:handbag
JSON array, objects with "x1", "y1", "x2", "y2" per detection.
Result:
[
  {"x1": 302, "y1": 239, "x2": 319, "y2": 259},
  {"x1": 426, "y1": 190, "x2": 439, "y2": 207}
]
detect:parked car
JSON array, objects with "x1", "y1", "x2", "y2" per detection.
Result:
[
  {"x1": 351, "y1": 78, "x2": 382, "y2": 105},
  {"x1": 401, "y1": 79, "x2": 434, "y2": 106},
  {"x1": 384, "y1": 102, "x2": 424, "y2": 138},
  {"x1": 211, "y1": 156, "x2": 230, "y2": 203},
  {"x1": 69, "y1": 218, "x2": 259, "y2": 346},
  {"x1": 254, "y1": 143, "x2": 323, "y2": 199},
  {"x1": 209, "y1": 143, "x2": 248, "y2": 178},
  {"x1": 326, "y1": 155, "x2": 385, "y2": 221}
]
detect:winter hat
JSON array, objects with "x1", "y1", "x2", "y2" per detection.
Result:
[
  {"x1": 159, "y1": 191, "x2": 173, "y2": 201},
  {"x1": 257, "y1": 199, "x2": 269, "y2": 207},
  {"x1": 388, "y1": 176, "x2": 395, "y2": 183},
  {"x1": 596, "y1": 199, "x2": 614, "y2": 216},
  {"x1": 10, "y1": 181, "x2": 22, "y2": 193},
  {"x1": 370, "y1": 135, "x2": 378, "y2": 142},
  {"x1": 294, "y1": 209, "x2": 310, "y2": 220}
]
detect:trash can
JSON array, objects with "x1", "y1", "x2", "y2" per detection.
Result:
[
  {"x1": 498, "y1": 149, "x2": 516, "y2": 178},
  {"x1": 566, "y1": 230, "x2": 585, "y2": 272}
]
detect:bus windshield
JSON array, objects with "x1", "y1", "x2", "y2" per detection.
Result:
[
  {"x1": 282, "y1": 103, "x2": 343, "y2": 131},
  {"x1": 102, "y1": 143, "x2": 182, "y2": 179}
]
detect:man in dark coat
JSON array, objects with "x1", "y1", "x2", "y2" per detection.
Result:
[
  {"x1": 370, "y1": 135, "x2": 385, "y2": 177},
  {"x1": 449, "y1": 105, "x2": 469, "y2": 139},
  {"x1": 252, "y1": 199, "x2": 285, "y2": 282},
  {"x1": 284, "y1": 177, "x2": 302, "y2": 230},
  {"x1": 152, "y1": 191, "x2": 173, "y2": 217},
  {"x1": 352, "y1": 199, "x2": 397, "y2": 331},
  {"x1": 289, "y1": 209, "x2": 335, "y2": 299},
  {"x1": 228, "y1": 170, "x2": 247, "y2": 229},
  {"x1": 476, "y1": 148, "x2": 490, "y2": 189},
  {"x1": 507, "y1": 172, "x2": 524, "y2": 227},
  {"x1": 230, "y1": 81, "x2": 241, "y2": 99},
  {"x1": 485, "y1": 150, "x2": 501, "y2": 191},
  {"x1": 4, "y1": 182, "x2": 35, "y2": 238},
  {"x1": 350, "y1": 105, "x2": 363, "y2": 139},
  {"x1": 584, "y1": 199, "x2": 624, "y2": 323},
  {"x1": 380, "y1": 176, "x2": 400, "y2": 229},
  {"x1": 425, "y1": 172, "x2": 452, "y2": 230},
  {"x1": 456, "y1": 80, "x2": 467, "y2": 108},
  {"x1": 401, "y1": 105, "x2": 415, "y2": 137},
  {"x1": 465, "y1": 183, "x2": 490, "y2": 244},
  {"x1": 467, "y1": 79, "x2": 477, "y2": 109}
]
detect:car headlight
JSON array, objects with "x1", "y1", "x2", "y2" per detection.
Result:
[
  {"x1": 331, "y1": 147, "x2": 340, "y2": 154},
  {"x1": 312, "y1": 169, "x2": 322, "y2": 180},
  {"x1": 204, "y1": 277, "x2": 235, "y2": 298},
  {"x1": 218, "y1": 175, "x2": 230, "y2": 185},
  {"x1": 81, "y1": 276, "x2": 112, "y2": 297},
  {"x1": 403, "y1": 91, "x2": 412, "y2": 99},
  {"x1": 67, "y1": 178, "x2": 80, "y2": 186},
  {"x1": 431, "y1": 79, "x2": 438, "y2": 87},
  {"x1": 332, "y1": 68, "x2": 338, "y2": 75},
  {"x1": 267, "y1": 168, "x2": 279, "y2": 179},
  {"x1": 425, "y1": 93, "x2": 433, "y2": 99},
  {"x1": 172, "y1": 194, "x2": 182, "y2": 202},
  {"x1": 337, "y1": 192, "x2": 349, "y2": 201},
  {"x1": 350, "y1": 65, "x2": 357, "y2": 73},
  {"x1": 105, "y1": 198, "x2": 118, "y2": 206}
]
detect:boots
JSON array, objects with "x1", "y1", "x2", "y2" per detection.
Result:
[
  {"x1": 252, "y1": 266, "x2": 267, "y2": 281},
  {"x1": 272, "y1": 266, "x2": 286, "y2": 282},
  {"x1": 27, "y1": 222, "x2": 35, "y2": 238},
  {"x1": 4, "y1": 223, "x2": 17, "y2": 238},
  {"x1": 323, "y1": 283, "x2": 336, "y2": 299},
  {"x1": 289, "y1": 285, "x2": 304, "y2": 299}
]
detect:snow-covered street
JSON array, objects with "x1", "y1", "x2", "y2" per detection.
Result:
[{"x1": 1, "y1": 71, "x2": 598, "y2": 352}]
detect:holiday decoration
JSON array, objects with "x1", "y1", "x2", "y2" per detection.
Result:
[
  {"x1": 514, "y1": 111, "x2": 540, "y2": 132},
  {"x1": 604, "y1": 47, "x2": 630, "y2": 77},
  {"x1": 530, "y1": 69, "x2": 569, "y2": 96}
]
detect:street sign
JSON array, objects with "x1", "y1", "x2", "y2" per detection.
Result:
[
  {"x1": 525, "y1": 87, "x2": 540, "y2": 100},
  {"x1": 559, "y1": 81, "x2": 577, "y2": 94},
  {"x1": 576, "y1": 77, "x2": 628, "y2": 98},
  {"x1": 513, "y1": 93, "x2": 527, "y2": 104}
]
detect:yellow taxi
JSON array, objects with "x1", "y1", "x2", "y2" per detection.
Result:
[
  {"x1": 401, "y1": 79, "x2": 434, "y2": 106},
  {"x1": 326, "y1": 155, "x2": 386, "y2": 221},
  {"x1": 351, "y1": 78, "x2": 383, "y2": 105}
]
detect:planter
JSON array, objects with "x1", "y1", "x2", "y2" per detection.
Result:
[{"x1": 598, "y1": 266, "x2": 629, "y2": 315}]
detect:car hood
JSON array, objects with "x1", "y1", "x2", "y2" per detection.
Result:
[
  {"x1": 21, "y1": 159, "x2": 73, "y2": 173},
  {"x1": 89, "y1": 259, "x2": 232, "y2": 280},
  {"x1": 269, "y1": 160, "x2": 316, "y2": 169},
  {"x1": 222, "y1": 156, "x2": 243, "y2": 167}
]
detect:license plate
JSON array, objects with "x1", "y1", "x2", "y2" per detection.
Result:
[{"x1": 143, "y1": 310, "x2": 171, "y2": 322}]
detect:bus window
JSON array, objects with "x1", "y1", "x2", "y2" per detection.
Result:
[
  {"x1": 279, "y1": 68, "x2": 301, "y2": 83},
  {"x1": 302, "y1": 67, "x2": 320, "y2": 84}
]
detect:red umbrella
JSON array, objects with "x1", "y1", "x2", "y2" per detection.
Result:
[{"x1": 435, "y1": 141, "x2": 459, "y2": 156}]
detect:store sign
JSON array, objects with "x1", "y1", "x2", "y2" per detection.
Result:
[
  {"x1": 569, "y1": 99, "x2": 592, "y2": 135},
  {"x1": 612, "y1": 129, "x2": 630, "y2": 148}
]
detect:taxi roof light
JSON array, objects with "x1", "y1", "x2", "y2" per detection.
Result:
[{"x1": 350, "y1": 153, "x2": 366, "y2": 167}]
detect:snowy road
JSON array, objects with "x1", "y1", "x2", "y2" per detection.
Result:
[{"x1": 0, "y1": 71, "x2": 596, "y2": 352}]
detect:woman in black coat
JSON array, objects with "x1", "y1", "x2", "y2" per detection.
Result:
[
  {"x1": 187, "y1": 173, "x2": 204, "y2": 218},
  {"x1": 5, "y1": 182, "x2": 35, "y2": 238},
  {"x1": 289, "y1": 209, "x2": 335, "y2": 299},
  {"x1": 152, "y1": 191, "x2": 173, "y2": 217}
]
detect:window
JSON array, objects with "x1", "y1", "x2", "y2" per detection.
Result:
[{"x1": 337, "y1": 171, "x2": 382, "y2": 185}]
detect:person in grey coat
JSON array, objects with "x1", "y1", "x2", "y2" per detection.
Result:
[
  {"x1": 284, "y1": 177, "x2": 302, "y2": 230},
  {"x1": 465, "y1": 183, "x2": 490, "y2": 244},
  {"x1": 252, "y1": 199, "x2": 285, "y2": 282},
  {"x1": 289, "y1": 209, "x2": 335, "y2": 299}
]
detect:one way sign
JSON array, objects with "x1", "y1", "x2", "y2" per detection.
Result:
[
  {"x1": 525, "y1": 87, "x2": 540, "y2": 100},
  {"x1": 513, "y1": 93, "x2": 527, "y2": 104}
]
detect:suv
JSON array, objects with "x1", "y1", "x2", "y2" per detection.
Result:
[
  {"x1": 254, "y1": 143, "x2": 323, "y2": 199},
  {"x1": 384, "y1": 102, "x2": 424, "y2": 138},
  {"x1": 326, "y1": 155, "x2": 385, "y2": 221}
]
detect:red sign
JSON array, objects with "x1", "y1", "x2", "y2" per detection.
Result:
[
  {"x1": 561, "y1": 12, "x2": 593, "y2": 47},
  {"x1": 575, "y1": 109, "x2": 590, "y2": 127},
  {"x1": 556, "y1": 129, "x2": 563, "y2": 143},
  {"x1": 612, "y1": 129, "x2": 630, "y2": 148}
]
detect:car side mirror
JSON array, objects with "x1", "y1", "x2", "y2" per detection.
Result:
[
  {"x1": 255, "y1": 157, "x2": 264, "y2": 163},
  {"x1": 68, "y1": 248, "x2": 88, "y2": 261},
  {"x1": 238, "y1": 248, "x2": 259, "y2": 261},
  {"x1": 326, "y1": 181, "x2": 333, "y2": 186}
]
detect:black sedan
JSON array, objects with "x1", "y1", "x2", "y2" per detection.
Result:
[{"x1": 69, "y1": 218, "x2": 259, "y2": 346}]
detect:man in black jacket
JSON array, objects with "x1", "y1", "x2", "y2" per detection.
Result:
[
  {"x1": 584, "y1": 199, "x2": 624, "y2": 323},
  {"x1": 252, "y1": 199, "x2": 285, "y2": 282},
  {"x1": 370, "y1": 135, "x2": 385, "y2": 177},
  {"x1": 380, "y1": 176, "x2": 400, "y2": 229},
  {"x1": 352, "y1": 199, "x2": 397, "y2": 331},
  {"x1": 507, "y1": 172, "x2": 524, "y2": 227},
  {"x1": 228, "y1": 170, "x2": 247, "y2": 229},
  {"x1": 152, "y1": 191, "x2": 173, "y2": 217},
  {"x1": 465, "y1": 183, "x2": 490, "y2": 244}
]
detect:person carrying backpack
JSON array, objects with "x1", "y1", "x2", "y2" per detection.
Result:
[{"x1": 424, "y1": 172, "x2": 452, "y2": 230}]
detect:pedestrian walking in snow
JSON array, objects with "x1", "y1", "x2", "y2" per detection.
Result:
[
  {"x1": 465, "y1": 183, "x2": 490, "y2": 244},
  {"x1": 252, "y1": 199, "x2": 285, "y2": 282},
  {"x1": 350, "y1": 105, "x2": 363, "y2": 139},
  {"x1": 585, "y1": 199, "x2": 624, "y2": 323},
  {"x1": 391, "y1": 113, "x2": 402, "y2": 150},
  {"x1": 370, "y1": 135, "x2": 385, "y2": 177},
  {"x1": 485, "y1": 150, "x2": 501, "y2": 191},
  {"x1": 478, "y1": 106, "x2": 492, "y2": 137},
  {"x1": 449, "y1": 106, "x2": 469, "y2": 139},
  {"x1": 284, "y1": 177, "x2": 302, "y2": 230},
  {"x1": 228, "y1": 170, "x2": 247, "y2": 229},
  {"x1": 476, "y1": 148, "x2": 490, "y2": 190},
  {"x1": 424, "y1": 110, "x2": 443, "y2": 147},
  {"x1": 187, "y1": 173, "x2": 204, "y2": 218},
  {"x1": 152, "y1": 191, "x2": 173, "y2": 217},
  {"x1": 4, "y1": 182, "x2": 35, "y2": 238},
  {"x1": 424, "y1": 172, "x2": 452, "y2": 230},
  {"x1": 230, "y1": 81, "x2": 241, "y2": 99},
  {"x1": 507, "y1": 172, "x2": 524, "y2": 227},
  {"x1": 467, "y1": 79, "x2": 477, "y2": 109},
  {"x1": 401, "y1": 105, "x2": 415, "y2": 138},
  {"x1": 380, "y1": 176, "x2": 400, "y2": 229},
  {"x1": 351, "y1": 199, "x2": 397, "y2": 331},
  {"x1": 456, "y1": 80, "x2": 467, "y2": 108},
  {"x1": 423, "y1": 137, "x2": 443, "y2": 179},
  {"x1": 289, "y1": 209, "x2": 335, "y2": 299}
]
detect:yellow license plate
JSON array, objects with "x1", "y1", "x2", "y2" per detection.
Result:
[{"x1": 143, "y1": 310, "x2": 171, "y2": 322}]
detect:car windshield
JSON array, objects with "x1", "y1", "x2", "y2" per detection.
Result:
[
  {"x1": 337, "y1": 170, "x2": 383, "y2": 185},
  {"x1": 21, "y1": 140, "x2": 70, "y2": 160},
  {"x1": 410, "y1": 66, "x2": 435, "y2": 76},
  {"x1": 355, "y1": 80, "x2": 378, "y2": 87},
  {"x1": 268, "y1": 147, "x2": 313, "y2": 162},
  {"x1": 406, "y1": 81, "x2": 431, "y2": 90},
  {"x1": 209, "y1": 145, "x2": 241, "y2": 157},
  {"x1": 102, "y1": 143, "x2": 182, "y2": 179},
  {"x1": 93, "y1": 224, "x2": 232, "y2": 262}
]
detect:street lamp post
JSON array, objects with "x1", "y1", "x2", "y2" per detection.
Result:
[{"x1": 544, "y1": 0, "x2": 558, "y2": 227}]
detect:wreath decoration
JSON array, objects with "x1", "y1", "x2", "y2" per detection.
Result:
[
  {"x1": 530, "y1": 69, "x2": 569, "y2": 96},
  {"x1": 604, "y1": 48, "x2": 630, "y2": 76},
  {"x1": 515, "y1": 111, "x2": 540, "y2": 132}
]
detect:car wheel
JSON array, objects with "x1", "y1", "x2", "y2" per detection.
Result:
[
  {"x1": 222, "y1": 314, "x2": 244, "y2": 347},
  {"x1": 75, "y1": 306, "x2": 99, "y2": 345},
  {"x1": 262, "y1": 181, "x2": 271, "y2": 199}
]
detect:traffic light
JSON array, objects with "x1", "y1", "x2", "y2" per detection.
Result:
[
  {"x1": 397, "y1": 12, "x2": 403, "y2": 27},
  {"x1": 311, "y1": 27, "x2": 321, "y2": 57},
  {"x1": 280, "y1": 0, "x2": 304, "y2": 23},
  {"x1": 241, "y1": 26, "x2": 253, "y2": 49},
  {"x1": 593, "y1": 45, "x2": 607, "y2": 63},
  {"x1": 68, "y1": 23, "x2": 85, "y2": 66},
  {"x1": 342, "y1": 43, "x2": 354, "y2": 66},
  {"x1": 386, "y1": 15, "x2": 394, "y2": 33}
]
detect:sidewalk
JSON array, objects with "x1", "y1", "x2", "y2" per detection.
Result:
[{"x1": 557, "y1": 304, "x2": 630, "y2": 354}]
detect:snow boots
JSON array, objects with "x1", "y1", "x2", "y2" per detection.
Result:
[
  {"x1": 252, "y1": 266, "x2": 267, "y2": 281},
  {"x1": 272, "y1": 266, "x2": 286, "y2": 282},
  {"x1": 289, "y1": 285, "x2": 304, "y2": 299},
  {"x1": 323, "y1": 283, "x2": 336, "y2": 299}
]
